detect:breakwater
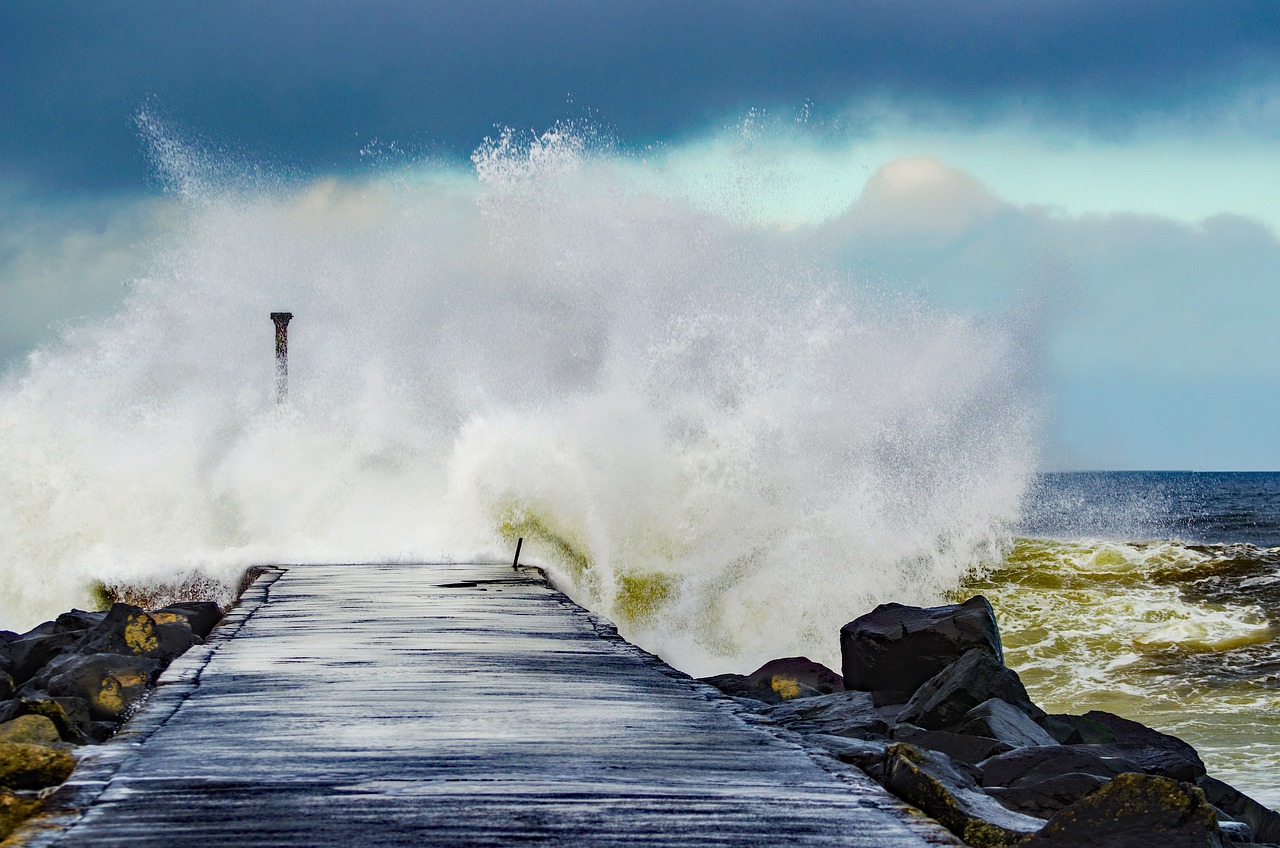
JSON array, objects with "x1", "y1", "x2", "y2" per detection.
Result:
[{"x1": 11, "y1": 564, "x2": 956, "y2": 847}]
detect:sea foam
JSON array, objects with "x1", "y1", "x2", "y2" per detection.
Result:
[{"x1": 0, "y1": 120, "x2": 1039, "y2": 674}]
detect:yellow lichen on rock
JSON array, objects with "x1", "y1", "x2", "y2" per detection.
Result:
[
  {"x1": 123, "y1": 614, "x2": 159, "y2": 655},
  {"x1": 0, "y1": 716, "x2": 61, "y2": 747},
  {"x1": 770, "y1": 676, "x2": 802, "y2": 700},
  {"x1": 0, "y1": 788, "x2": 41, "y2": 841},
  {"x1": 0, "y1": 742, "x2": 76, "y2": 791}
]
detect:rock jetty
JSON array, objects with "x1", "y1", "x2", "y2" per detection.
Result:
[
  {"x1": 0, "y1": 600, "x2": 222, "y2": 838},
  {"x1": 702, "y1": 596, "x2": 1280, "y2": 848}
]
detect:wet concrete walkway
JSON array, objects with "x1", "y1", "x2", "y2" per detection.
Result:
[{"x1": 20, "y1": 564, "x2": 955, "y2": 846}]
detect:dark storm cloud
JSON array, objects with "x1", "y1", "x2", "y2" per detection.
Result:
[{"x1": 3, "y1": 0, "x2": 1279, "y2": 192}]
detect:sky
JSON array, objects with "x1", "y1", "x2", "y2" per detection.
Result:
[{"x1": 3, "y1": 0, "x2": 1280, "y2": 470}]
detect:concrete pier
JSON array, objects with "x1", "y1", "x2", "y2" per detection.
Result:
[{"x1": 18, "y1": 564, "x2": 956, "y2": 846}]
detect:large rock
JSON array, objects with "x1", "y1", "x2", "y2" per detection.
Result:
[
  {"x1": 759, "y1": 690, "x2": 889, "y2": 740},
  {"x1": 747, "y1": 656, "x2": 843, "y2": 697},
  {"x1": 957, "y1": 698, "x2": 1057, "y2": 749},
  {"x1": 0, "y1": 788, "x2": 40, "y2": 841},
  {"x1": 1072, "y1": 711, "x2": 1205, "y2": 782},
  {"x1": 896, "y1": 649, "x2": 1044, "y2": 731},
  {"x1": 75, "y1": 604, "x2": 163, "y2": 658},
  {"x1": 36, "y1": 653, "x2": 157, "y2": 722},
  {"x1": 804, "y1": 733, "x2": 890, "y2": 780},
  {"x1": 891, "y1": 723, "x2": 1014, "y2": 765},
  {"x1": 1196, "y1": 774, "x2": 1280, "y2": 844},
  {"x1": 16, "y1": 695, "x2": 116, "y2": 744},
  {"x1": 0, "y1": 741, "x2": 76, "y2": 790},
  {"x1": 1021, "y1": 772, "x2": 1224, "y2": 847},
  {"x1": 0, "y1": 715, "x2": 62, "y2": 747},
  {"x1": 1036, "y1": 712, "x2": 1116, "y2": 744},
  {"x1": 841, "y1": 596, "x2": 1003, "y2": 703},
  {"x1": 701, "y1": 656, "x2": 843, "y2": 704},
  {"x1": 152, "y1": 601, "x2": 223, "y2": 640},
  {"x1": 979, "y1": 744, "x2": 1136, "y2": 789},
  {"x1": 883, "y1": 742, "x2": 1045, "y2": 847},
  {"x1": 7, "y1": 631, "x2": 82, "y2": 684}
]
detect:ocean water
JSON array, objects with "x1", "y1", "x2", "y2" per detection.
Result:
[
  {"x1": 965, "y1": 472, "x2": 1280, "y2": 808},
  {"x1": 1, "y1": 121, "x2": 1273, "y2": 805}
]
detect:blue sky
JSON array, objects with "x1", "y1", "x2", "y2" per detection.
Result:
[{"x1": 3, "y1": 0, "x2": 1280, "y2": 469}]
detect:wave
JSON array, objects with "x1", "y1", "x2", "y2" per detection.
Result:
[{"x1": 0, "y1": 118, "x2": 1040, "y2": 675}]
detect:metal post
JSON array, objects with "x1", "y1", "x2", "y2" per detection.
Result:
[{"x1": 271, "y1": 312, "x2": 293, "y2": 404}]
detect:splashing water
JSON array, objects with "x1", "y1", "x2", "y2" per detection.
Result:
[{"x1": 0, "y1": 119, "x2": 1040, "y2": 674}]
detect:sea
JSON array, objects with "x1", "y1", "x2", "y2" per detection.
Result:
[
  {"x1": 0, "y1": 120, "x2": 1274, "y2": 806},
  {"x1": 965, "y1": 471, "x2": 1280, "y2": 808}
]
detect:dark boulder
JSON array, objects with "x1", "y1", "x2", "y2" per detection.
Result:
[
  {"x1": 759, "y1": 689, "x2": 889, "y2": 740},
  {"x1": 16, "y1": 695, "x2": 115, "y2": 744},
  {"x1": 1197, "y1": 775, "x2": 1280, "y2": 844},
  {"x1": 152, "y1": 601, "x2": 223, "y2": 640},
  {"x1": 957, "y1": 698, "x2": 1057, "y2": 749},
  {"x1": 891, "y1": 723, "x2": 1014, "y2": 765},
  {"x1": 35, "y1": 653, "x2": 158, "y2": 722},
  {"x1": 896, "y1": 649, "x2": 1044, "y2": 731},
  {"x1": 75, "y1": 604, "x2": 162, "y2": 658},
  {"x1": 0, "y1": 741, "x2": 76, "y2": 790},
  {"x1": 54, "y1": 609, "x2": 106, "y2": 634},
  {"x1": 1021, "y1": 772, "x2": 1224, "y2": 847},
  {"x1": 883, "y1": 742, "x2": 1045, "y2": 847},
  {"x1": 8, "y1": 631, "x2": 82, "y2": 684},
  {"x1": 747, "y1": 656, "x2": 843, "y2": 696},
  {"x1": 1072, "y1": 711, "x2": 1206, "y2": 782},
  {"x1": 1036, "y1": 712, "x2": 1117, "y2": 744},
  {"x1": 698, "y1": 673, "x2": 819, "y2": 704},
  {"x1": 979, "y1": 744, "x2": 1137, "y2": 790},
  {"x1": 804, "y1": 733, "x2": 890, "y2": 780},
  {"x1": 841, "y1": 596, "x2": 1003, "y2": 702},
  {"x1": 987, "y1": 772, "x2": 1112, "y2": 819}
]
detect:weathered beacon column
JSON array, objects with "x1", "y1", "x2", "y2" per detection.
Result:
[{"x1": 271, "y1": 312, "x2": 293, "y2": 404}]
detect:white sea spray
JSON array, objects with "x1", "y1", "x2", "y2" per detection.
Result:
[{"x1": 0, "y1": 120, "x2": 1040, "y2": 674}]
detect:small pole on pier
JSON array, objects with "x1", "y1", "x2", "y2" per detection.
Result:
[
  {"x1": 512, "y1": 537, "x2": 524, "y2": 571},
  {"x1": 271, "y1": 312, "x2": 293, "y2": 404}
]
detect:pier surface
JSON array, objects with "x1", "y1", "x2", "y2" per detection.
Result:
[{"x1": 21, "y1": 564, "x2": 954, "y2": 846}]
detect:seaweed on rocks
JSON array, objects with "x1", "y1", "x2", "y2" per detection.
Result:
[{"x1": 0, "y1": 588, "x2": 232, "y2": 839}]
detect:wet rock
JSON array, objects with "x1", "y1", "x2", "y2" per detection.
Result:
[
  {"x1": 1036, "y1": 712, "x2": 1116, "y2": 744},
  {"x1": 840, "y1": 596, "x2": 1003, "y2": 703},
  {"x1": 154, "y1": 621, "x2": 204, "y2": 660},
  {"x1": 957, "y1": 698, "x2": 1057, "y2": 749},
  {"x1": 759, "y1": 690, "x2": 889, "y2": 740},
  {"x1": 1021, "y1": 772, "x2": 1224, "y2": 847},
  {"x1": 1073, "y1": 710, "x2": 1206, "y2": 782},
  {"x1": 8, "y1": 631, "x2": 82, "y2": 684},
  {"x1": 896, "y1": 649, "x2": 1044, "y2": 732},
  {"x1": 883, "y1": 742, "x2": 1044, "y2": 847},
  {"x1": 0, "y1": 715, "x2": 62, "y2": 746},
  {"x1": 36, "y1": 653, "x2": 158, "y2": 722},
  {"x1": 0, "y1": 741, "x2": 76, "y2": 790},
  {"x1": 805, "y1": 733, "x2": 890, "y2": 780},
  {"x1": 17, "y1": 695, "x2": 116, "y2": 744},
  {"x1": 54, "y1": 609, "x2": 107, "y2": 634},
  {"x1": 152, "y1": 601, "x2": 222, "y2": 640},
  {"x1": 0, "y1": 788, "x2": 40, "y2": 840},
  {"x1": 700, "y1": 673, "x2": 767, "y2": 702},
  {"x1": 891, "y1": 723, "x2": 1014, "y2": 765},
  {"x1": 1197, "y1": 775, "x2": 1280, "y2": 844},
  {"x1": 978, "y1": 744, "x2": 1136, "y2": 790},
  {"x1": 987, "y1": 772, "x2": 1111, "y2": 818},
  {"x1": 75, "y1": 604, "x2": 164, "y2": 659},
  {"x1": 747, "y1": 656, "x2": 843, "y2": 698}
]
